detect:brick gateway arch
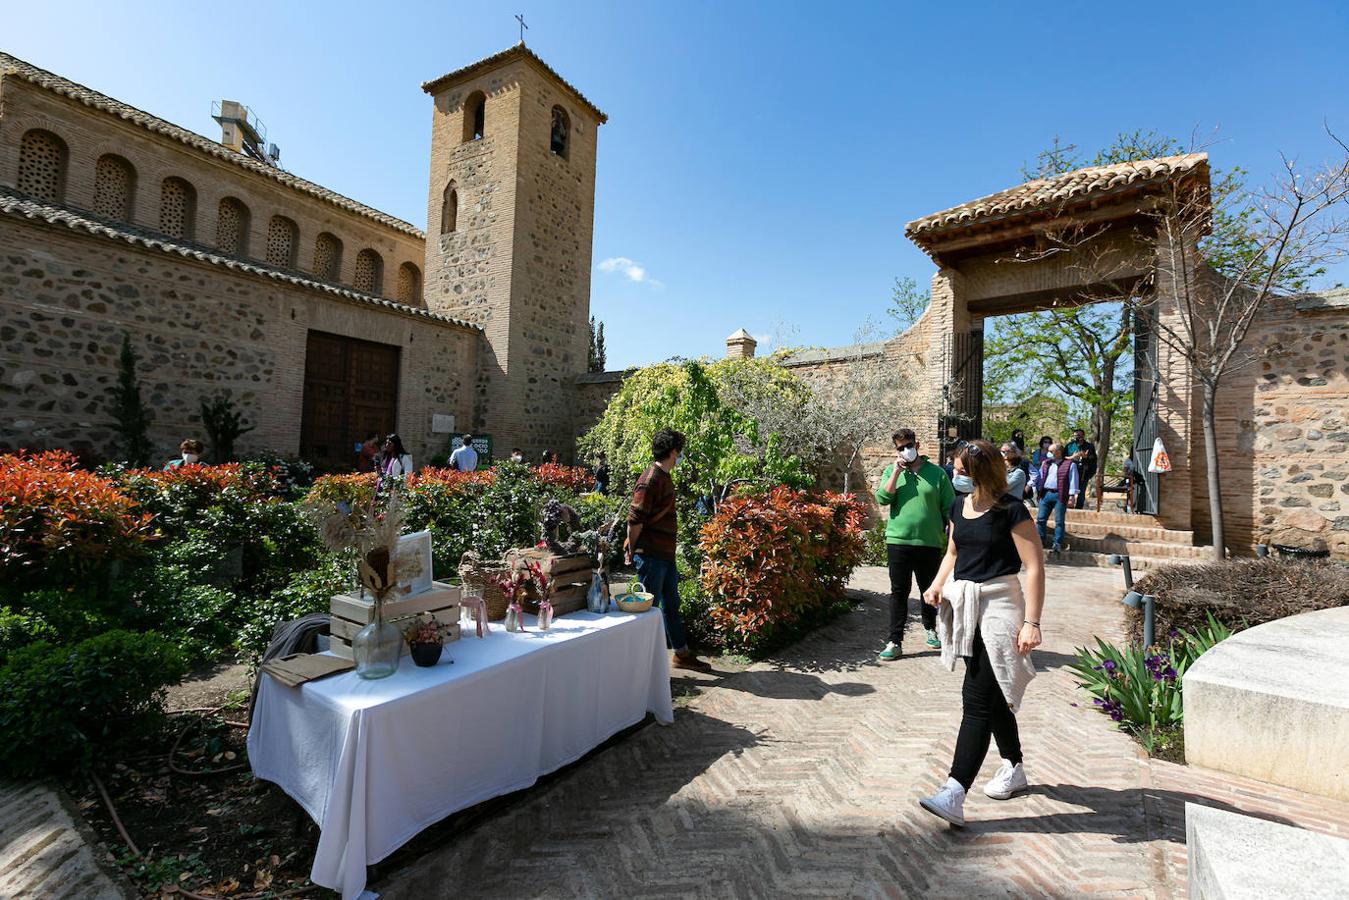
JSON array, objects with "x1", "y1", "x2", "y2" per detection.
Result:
[{"x1": 896, "y1": 155, "x2": 1211, "y2": 536}]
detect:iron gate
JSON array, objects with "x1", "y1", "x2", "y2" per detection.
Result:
[
  {"x1": 1131, "y1": 307, "x2": 1160, "y2": 514},
  {"x1": 939, "y1": 329, "x2": 984, "y2": 465}
]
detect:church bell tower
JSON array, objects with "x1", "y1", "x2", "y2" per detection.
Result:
[{"x1": 421, "y1": 45, "x2": 606, "y2": 461}]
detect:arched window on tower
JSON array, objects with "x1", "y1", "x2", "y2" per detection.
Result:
[
  {"x1": 216, "y1": 197, "x2": 250, "y2": 256},
  {"x1": 17, "y1": 129, "x2": 67, "y2": 203},
  {"x1": 441, "y1": 181, "x2": 458, "y2": 234},
  {"x1": 159, "y1": 177, "x2": 197, "y2": 240},
  {"x1": 354, "y1": 249, "x2": 383, "y2": 296},
  {"x1": 313, "y1": 232, "x2": 343, "y2": 281},
  {"x1": 397, "y1": 262, "x2": 421, "y2": 305},
  {"x1": 266, "y1": 215, "x2": 298, "y2": 268},
  {"x1": 462, "y1": 91, "x2": 486, "y2": 142},
  {"x1": 93, "y1": 154, "x2": 135, "y2": 221},
  {"x1": 550, "y1": 106, "x2": 570, "y2": 158}
]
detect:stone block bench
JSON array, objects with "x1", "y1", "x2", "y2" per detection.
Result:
[
  {"x1": 1187, "y1": 803, "x2": 1349, "y2": 899},
  {"x1": 1184, "y1": 606, "x2": 1349, "y2": 800}
]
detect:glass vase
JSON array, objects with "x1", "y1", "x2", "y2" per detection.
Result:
[
  {"x1": 504, "y1": 603, "x2": 522, "y2": 633},
  {"x1": 353, "y1": 599, "x2": 402, "y2": 679}
]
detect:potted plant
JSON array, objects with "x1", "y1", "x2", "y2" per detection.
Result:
[{"x1": 405, "y1": 614, "x2": 448, "y2": 667}]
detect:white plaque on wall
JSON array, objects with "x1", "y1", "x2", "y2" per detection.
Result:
[{"x1": 431, "y1": 413, "x2": 456, "y2": 434}]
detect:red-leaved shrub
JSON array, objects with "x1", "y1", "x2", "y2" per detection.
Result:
[
  {"x1": 0, "y1": 451, "x2": 155, "y2": 580},
  {"x1": 531, "y1": 464, "x2": 593, "y2": 494},
  {"x1": 699, "y1": 487, "x2": 865, "y2": 648}
]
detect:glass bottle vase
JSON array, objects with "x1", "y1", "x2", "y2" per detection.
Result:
[{"x1": 353, "y1": 599, "x2": 402, "y2": 679}]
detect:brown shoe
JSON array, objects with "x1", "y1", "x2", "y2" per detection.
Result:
[{"x1": 671, "y1": 651, "x2": 712, "y2": 672}]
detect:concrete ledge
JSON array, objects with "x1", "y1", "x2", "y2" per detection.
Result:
[
  {"x1": 1187, "y1": 803, "x2": 1349, "y2": 899},
  {"x1": 1184, "y1": 606, "x2": 1349, "y2": 800}
]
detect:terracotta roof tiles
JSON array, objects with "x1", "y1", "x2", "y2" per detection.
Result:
[
  {"x1": 421, "y1": 43, "x2": 607, "y2": 123},
  {"x1": 0, "y1": 187, "x2": 478, "y2": 333},
  {"x1": 906, "y1": 154, "x2": 1208, "y2": 240},
  {"x1": 0, "y1": 51, "x2": 424, "y2": 238}
]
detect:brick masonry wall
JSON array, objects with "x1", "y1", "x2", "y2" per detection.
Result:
[
  {"x1": 0, "y1": 215, "x2": 476, "y2": 466},
  {"x1": 0, "y1": 78, "x2": 427, "y2": 303}
]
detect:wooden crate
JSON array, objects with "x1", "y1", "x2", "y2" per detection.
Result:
[
  {"x1": 517, "y1": 549, "x2": 594, "y2": 617},
  {"x1": 329, "y1": 580, "x2": 461, "y2": 660}
]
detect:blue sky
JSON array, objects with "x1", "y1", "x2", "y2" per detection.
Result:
[{"x1": 7, "y1": 1, "x2": 1348, "y2": 367}]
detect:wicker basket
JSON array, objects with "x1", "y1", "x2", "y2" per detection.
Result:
[{"x1": 458, "y1": 551, "x2": 515, "y2": 621}]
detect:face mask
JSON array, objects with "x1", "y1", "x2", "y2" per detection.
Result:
[
  {"x1": 672, "y1": 454, "x2": 681, "y2": 468},
  {"x1": 952, "y1": 474, "x2": 974, "y2": 494},
  {"x1": 511, "y1": 454, "x2": 523, "y2": 463},
  {"x1": 181, "y1": 453, "x2": 199, "y2": 464},
  {"x1": 898, "y1": 446, "x2": 918, "y2": 463}
]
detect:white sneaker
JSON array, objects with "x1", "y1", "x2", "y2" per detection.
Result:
[
  {"x1": 983, "y1": 759, "x2": 1028, "y2": 799},
  {"x1": 918, "y1": 777, "x2": 966, "y2": 827}
]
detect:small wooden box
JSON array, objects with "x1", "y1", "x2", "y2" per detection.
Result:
[
  {"x1": 329, "y1": 580, "x2": 461, "y2": 660},
  {"x1": 518, "y1": 549, "x2": 594, "y2": 617}
]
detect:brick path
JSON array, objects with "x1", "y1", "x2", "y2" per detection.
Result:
[{"x1": 378, "y1": 565, "x2": 1349, "y2": 899}]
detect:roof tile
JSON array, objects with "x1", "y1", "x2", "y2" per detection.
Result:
[
  {"x1": 421, "y1": 43, "x2": 607, "y2": 123},
  {"x1": 906, "y1": 154, "x2": 1208, "y2": 240},
  {"x1": 0, "y1": 187, "x2": 478, "y2": 333},
  {"x1": 0, "y1": 51, "x2": 424, "y2": 238}
]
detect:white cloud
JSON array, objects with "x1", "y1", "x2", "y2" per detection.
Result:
[
  {"x1": 597, "y1": 256, "x2": 664, "y2": 289},
  {"x1": 752, "y1": 333, "x2": 772, "y2": 347}
]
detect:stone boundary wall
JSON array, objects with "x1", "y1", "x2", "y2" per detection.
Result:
[
  {"x1": 0, "y1": 76, "x2": 427, "y2": 304},
  {"x1": 1199, "y1": 292, "x2": 1349, "y2": 556},
  {"x1": 0, "y1": 215, "x2": 476, "y2": 466}
]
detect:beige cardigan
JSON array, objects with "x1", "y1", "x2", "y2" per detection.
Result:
[{"x1": 937, "y1": 574, "x2": 1037, "y2": 712}]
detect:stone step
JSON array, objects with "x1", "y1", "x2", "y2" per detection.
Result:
[
  {"x1": 1187, "y1": 803, "x2": 1349, "y2": 900},
  {"x1": 1048, "y1": 550, "x2": 1180, "y2": 571},
  {"x1": 1185, "y1": 606, "x2": 1349, "y2": 801},
  {"x1": 1065, "y1": 521, "x2": 1196, "y2": 545},
  {"x1": 1064, "y1": 509, "x2": 1163, "y2": 527},
  {"x1": 1065, "y1": 535, "x2": 1213, "y2": 559},
  {"x1": 0, "y1": 781, "x2": 132, "y2": 899}
]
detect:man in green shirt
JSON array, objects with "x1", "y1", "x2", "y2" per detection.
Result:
[{"x1": 874, "y1": 428, "x2": 954, "y2": 660}]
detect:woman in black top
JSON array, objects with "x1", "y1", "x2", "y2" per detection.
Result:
[{"x1": 917, "y1": 439, "x2": 1045, "y2": 827}]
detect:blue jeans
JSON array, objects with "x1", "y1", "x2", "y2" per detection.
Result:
[
  {"x1": 633, "y1": 554, "x2": 689, "y2": 653},
  {"x1": 1037, "y1": 490, "x2": 1068, "y2": 546}
]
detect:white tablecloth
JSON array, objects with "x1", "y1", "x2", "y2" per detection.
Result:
[{"x1": 247, "y1": 609, "x2": 673, "y2": 900}]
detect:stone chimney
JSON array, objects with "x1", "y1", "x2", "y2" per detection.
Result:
[{"x1": 726, "y1": 328, "x2": 757, "y2": 359}]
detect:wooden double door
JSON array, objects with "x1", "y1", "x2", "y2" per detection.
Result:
[{"x1": 300, "y1": 330, "x2": 401, "y2": 472}]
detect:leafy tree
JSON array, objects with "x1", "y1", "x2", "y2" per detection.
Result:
[
  {"x1": 1148, "y1": 140, "x2": 1349, "y2": 558},
  {"x1": 109, "y1": 333, "x2": 154, "y2": 467},
  {"x1": 199, "y1": 393, "x2": 255, "y2": 463},
  {"x1": 579, "y1": 358, "x2": 813, "y2": 506},
  {"x1": 886, "y1": 276, "x2": 930, "y2": 335}
]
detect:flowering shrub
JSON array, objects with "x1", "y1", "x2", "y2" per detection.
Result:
[
  {"x1": 1068, "y1": 614, "x2": 1232, "y2": 755},
  {"x1": 531, "y1": 464, "x2": 594, "y2": 494},
  {"x1": 116, "y1": 462, "x2": 286, "y2": 538},
  {"x1": 699, "y1": 487, "x2": 866, "y2": 654},
  {"x1": 0, "y1": 451, "x2": 155, "y2": 582}
]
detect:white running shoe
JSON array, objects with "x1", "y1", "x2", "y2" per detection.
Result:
[
  {"x1": 983, "y1": 759, "x2": 1028, "y2": 799},
  {"x1": 918, "y1": 777, "x2": 967, "y2": 827}
]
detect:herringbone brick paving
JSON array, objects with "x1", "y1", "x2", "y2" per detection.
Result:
[{"x1": 377, "y1": 565, "x2": 1349, "y2": 899}]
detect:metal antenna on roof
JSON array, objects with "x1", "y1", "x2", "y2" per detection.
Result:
[{"x1": 515, "y1": 13, "x2": 528, "y2": 44}]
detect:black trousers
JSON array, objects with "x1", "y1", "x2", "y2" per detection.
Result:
[
  {"x1": 949, "y1": 628, "x2": 1023, "y2": 790},
  {"x1": 887, "y1": 544, "x2": 942, "y2": 644}
]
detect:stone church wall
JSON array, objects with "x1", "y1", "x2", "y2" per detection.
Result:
[{"x1": 0, "y1": 215, "x2": 477, "y2": 466}]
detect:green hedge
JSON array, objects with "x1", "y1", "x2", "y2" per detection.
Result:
[{"x1": 0, "y1": 629, "x2": 186, "y2": 777}]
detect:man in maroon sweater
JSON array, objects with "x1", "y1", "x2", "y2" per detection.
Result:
[{"x1": 624, "y1": 428, "x2": 710, "y2": 671}]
